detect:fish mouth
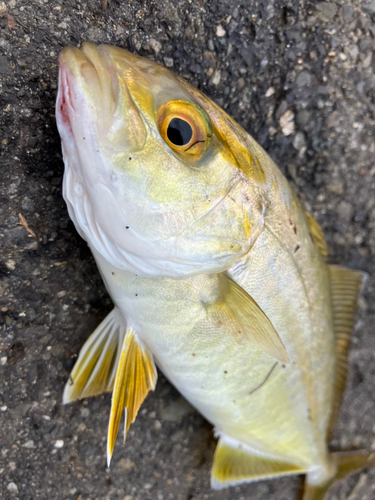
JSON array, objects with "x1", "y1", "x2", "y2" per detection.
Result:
[
  {"x1": 56, "y1": 43, "x2": 118, "y2": 142},
  {"x1": 56, "y1": 61, "x2": 74, "y2": 143},
  {"x1": 56, "y1": 43, "x2": 148, "y2": 153}
]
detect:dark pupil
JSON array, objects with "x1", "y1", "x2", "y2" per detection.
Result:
[{"x1": 167, "y1": 118, "x2": 193, "y2": 146}]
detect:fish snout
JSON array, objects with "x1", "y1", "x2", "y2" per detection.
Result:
[
  {"x1": 56, "y1": 44, "x2": 115, "y2": 136},
  {"x1": 56, "y1": 43, "x2": 147, "y2": 153}
]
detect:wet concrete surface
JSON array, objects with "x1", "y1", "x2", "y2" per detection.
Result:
[{"x1": 1, "y1": 1, "x2": 375, "y2": 499}]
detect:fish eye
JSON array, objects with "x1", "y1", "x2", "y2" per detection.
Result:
[
  {"x1": 167, "y1": 118, "x2": 193, "y2": 146},
  {"x1": 157, "y1": 101, "x2": 211, "y2": 159}
]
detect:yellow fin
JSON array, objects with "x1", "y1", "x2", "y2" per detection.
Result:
[
  {"x1": 303, "y1": 451, "x2": 375, "y2": 500},
  {"x1": 63, "y1": 308, "x2": 126, "y2": 404},
  {"x1": 328, "y1": 265, "x2": 363, "y2": 438},
  {"x1": 107, "y1": 327, "x2": 157, "y2": 466},
  {"x1": 211, "y1": 435, "x2": 306, "y2": 489},
  {"x1": 306, "y1": 212, "x2": 328, "y2": 258},
  {"x1": 214, "y1": 274, "x2": 289, "y2": 364}
]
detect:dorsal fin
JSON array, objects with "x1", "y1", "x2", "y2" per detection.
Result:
[
  {"x1": 211, "y1": 435, "x2": 305, "y2": 489},
  {"x1": 328, "y1": 265, "x2": 363, "y2": 438},
  {"x1": 306, "y1": 212, "x2": 328, "y2": 258},
  {"x1": 107, "y1": 327, "x2": 157, "y2": 465}
]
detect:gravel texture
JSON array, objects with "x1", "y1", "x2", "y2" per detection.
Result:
[{"x1": 1, "y1": 1, "x2": 375, "y2": 499}]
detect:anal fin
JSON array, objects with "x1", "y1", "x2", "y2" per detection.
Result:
[
  {"x1": 107, "y1": 327, "x2": 157, "y2": 465},
  {"x1": 328, "y1": 265, "x2": 363, "y2": 437},
  {"x1": 211, "y1": 435, "x2": 306, "y2": 489},
  {"x1": 63, "y1": 308, "x2": 127, "y2": 404}
]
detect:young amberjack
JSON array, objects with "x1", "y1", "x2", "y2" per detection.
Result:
[{"x1": 55, "y1": 42, "x2": 373, "y2": 499}]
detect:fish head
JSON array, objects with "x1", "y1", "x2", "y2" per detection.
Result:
[{"x1": 56, "y1": 43, "x2": 266, "y2": 278}]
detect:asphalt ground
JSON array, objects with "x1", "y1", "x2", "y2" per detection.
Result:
[{"x1": 1, "y1": 1, "x2": 375, "y2": 499}]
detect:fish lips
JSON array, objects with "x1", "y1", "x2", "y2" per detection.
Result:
[{"x1": 56, "y1": 43, "x2": 117, "y2": 148}]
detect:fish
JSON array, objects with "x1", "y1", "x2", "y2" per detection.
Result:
[{"x1": 55, "y1": 42, "x2": 374, "y2": 499}]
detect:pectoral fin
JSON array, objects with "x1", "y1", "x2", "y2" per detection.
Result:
[
  {"x1": 211, "y1": 435, "x2": 305, "y2": 489},
  {"x1": 213, "y1": 274, "x2": 289, "y2": 364},
  {"x1": 107, "y1": 327, "x2": 157, "y2": 466},
  {"x1": 63, "y1": 308, "x2": 127, "y2": 404}
]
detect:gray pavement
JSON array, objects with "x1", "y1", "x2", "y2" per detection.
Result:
[{"x1": 0, "y1": 1, "x2": 375, "y2": 499}]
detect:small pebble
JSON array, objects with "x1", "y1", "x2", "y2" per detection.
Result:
[
  {"x1": 210, "y1": 69, "x2": 221, "y2": 86},
  {"x1": 7, "y1": 482, "x2": 18, "y2": 493},
  {"x1": 216, "y1": 25, "x2": 226, "y2": 37},
  {"x1": 23, "y1": 440, "x2": 35, "y2": 449},
  {"x1": 269, "y1": 126, "x2": 277, "y2": 136},
  {"x1": 21, "y1": 197, "x2": 35, "y2": 212},
  {"x1": 316, "y1": 2, "x2": 338, "y2": 23},
  {"x1": 5, "y1": 260, "x2": 16, "y2": 271},
  {"x1": 347, "y1": 45, "x2": 358, "y2": 61},
  {"x1": 0, "y1": 2, "x2": 7, "y2": 15},
  {"x1": 163, "y1": 57, "x2": 173, "y2": 68},
  {"x1": 293, "y1": 131, "x2": 306, "y2": 150},
  {"x1": 54, "y1": 440, "x2": 64, "y2": 448},
  {"x1": 237, "y1": 77, "x2": 246, "y2": 90},
  {"x1": 279, "y1": 110, "x2": 295, "y2": 136},
  {"x1": 149, "y1": 38, "x2": 162, "y2": 54},
  {"x1": 341, "y1": 5, "x2": 354, "y2": 22}
]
